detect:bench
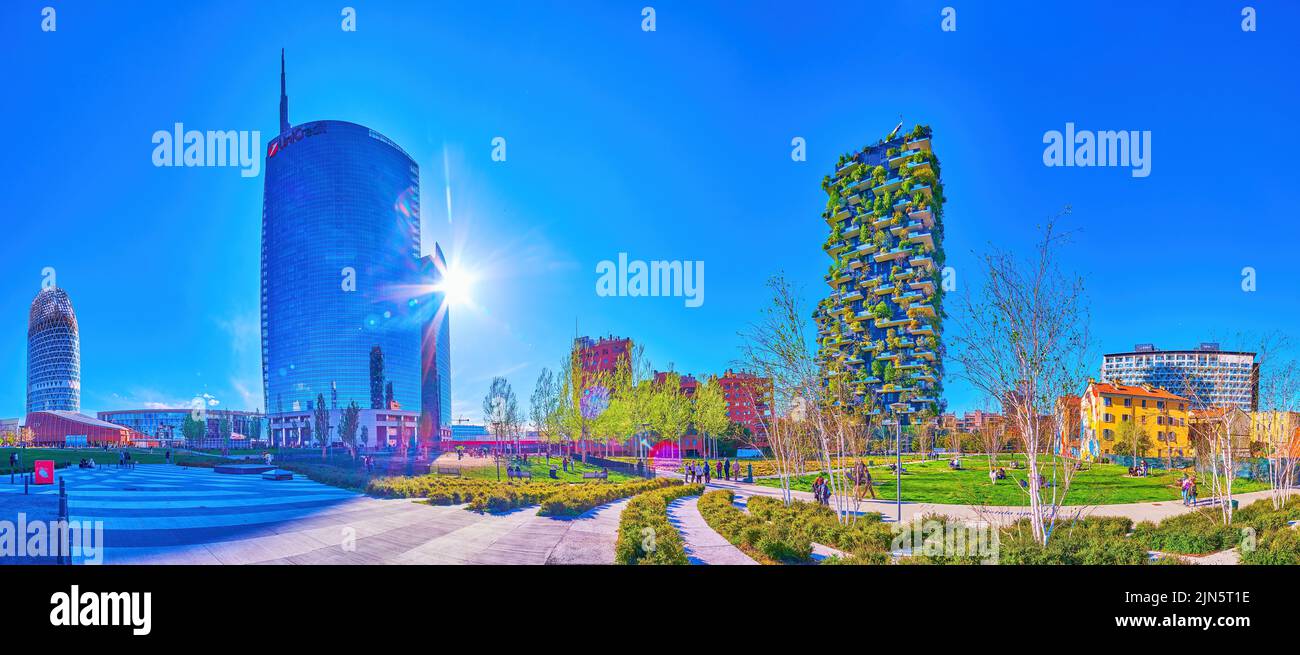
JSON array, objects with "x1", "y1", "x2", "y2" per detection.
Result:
[
  {"x1": 582, "y1": 471, "x2": 609, "y2": 480},
  {"x1": 434, "y1": 466, "x2": 461, "y2": 476},
  {"x1": 261, "y1": 469, "x2": 293, "y2": 481}
]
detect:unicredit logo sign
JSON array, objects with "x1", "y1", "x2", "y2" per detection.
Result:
[{"x1": 267, "y1": 123, "x2": 328, "y2": 158}]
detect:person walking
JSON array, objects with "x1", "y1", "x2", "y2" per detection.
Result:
[
  {"x1": 703, "y1": 462, "x2": 711, "y2": 485},
  {"x1": 724, "y1": 458, "x2": 731, "y2": 481}
]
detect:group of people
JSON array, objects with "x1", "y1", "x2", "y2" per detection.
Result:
[
  {"x1": 986, "y1": 467, "x2": 1008, "y2": 483},
  {"x1": 811, "y1": 475, "x2": 832, "y2": 505},
  {"x1": 683, "y1": 458, "x2": 743, "y2": 485},
  {"x1": 1180, "y1": 474, "x2": 1199, "y2": 506},
  {"x1": 1128, "y1": 461, "x2": 1150, "y2": 478}
]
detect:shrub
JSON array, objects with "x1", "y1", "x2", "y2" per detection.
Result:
[
  {"x1": 697, "y1": 491, "x2": 813, "y2": 564},
  {"x1": 1133, "y1": 512, "x2": 1239, "y2": 555},
  {"x1": 616, "y1": 483, "x2": 703, "y2": 565},
  {"x1": 537, "y1": 478, "x2": 680, "y2": 517},
  {"x1": 1240, "y1": 526, "x2": 1300, "y2": 565},
  {"x1": 998, "y1": 517, "x2": 1148, "y2": 565}
]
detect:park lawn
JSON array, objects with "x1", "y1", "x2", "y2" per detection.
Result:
[
  {"x1": 610, "y1": 454, "x2": 926, "y2": 478},
  {"x1": 457, "y1": 457, "x2": 634, "y2": 484},
  {"x1": 2, "y1": 447, "x2": 226, "y2": 470},
  {"x1": 754, "y1": 455, "x2": 1271, "y2": 506}
]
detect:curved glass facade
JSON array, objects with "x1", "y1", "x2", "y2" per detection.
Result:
[
  {"x1": 27, "y1": 287, "x2": 81, "y2": 413},
  {"x1": 261, "y1": 119, "x2": 429, "y2": 418}
]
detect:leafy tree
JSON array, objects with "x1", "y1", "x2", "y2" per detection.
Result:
[
  {"x1": 181, "y1": 413, "x2": 206, "y2": 446},
  {"x1": 1113, "y1": 419, "x2": 1152, "y2": 458},
  {"x1": 649, "y1": 372, "x2": 693, "y2": 458},
  {"x1": 218, "y1": 417, "x2": 232, "y2": 449},
  {"x1": 314, "y1": 393, "x2": 331, "y2": 460},
  {"x1": 339, "y1": 401, "x2": 361, "y2": 459}
]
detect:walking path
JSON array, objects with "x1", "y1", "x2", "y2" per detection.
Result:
[
  {"x1": 669, "y1": 472, "x2": 1296, "y2": 525},
  {"x1": 0, "y1": 464, "x2": 627, "y2": 565},
  {"x1": 666, "y1": 495, "x2": 757, "y2": 565}
]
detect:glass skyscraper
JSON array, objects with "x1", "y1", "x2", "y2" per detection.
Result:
[
  {"x1": 27, "y1": 286, "x2": 81, "y2": 413},
  {"x1": 261, "y1": 52, "x2": 449, "y2": 439}
]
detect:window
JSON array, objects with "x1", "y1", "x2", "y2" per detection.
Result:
[
  {"x1": 1123, "y1": 398, "x2": 1132, "y2": 407},
  {"x1": 1104, "y1": 397, "x2": 1112, "y2": 407}
]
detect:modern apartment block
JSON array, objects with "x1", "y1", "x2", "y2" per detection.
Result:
[
  {"x1": 718, "y1": 369, "x2": 773, "y2": 444},
  {"x1": 814, "y1": 124, "x2": 945, "y2": 419},
  {"x1": 1101, "y1": 343, "x2": 1257, "y2": 411},
  {"x1": 576, "y1": 335, "x2": 632, "y2": 379}
]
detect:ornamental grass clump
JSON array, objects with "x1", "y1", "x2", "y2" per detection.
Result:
[
  {"x1": 615, "y1": 483, "x2": 703, "y2": 565},
  {"x1": 537, "y1": 478, "x2": 679, "y2": 517}
]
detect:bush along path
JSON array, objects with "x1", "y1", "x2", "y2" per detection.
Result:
[
  {"x1": 616, "y1": 483, "x2": 704, "y2": 565},
  {"x1": 668, "y1": 492, "x2": 759, "y2": 565}
]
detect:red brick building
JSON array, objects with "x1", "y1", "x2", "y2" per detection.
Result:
[
  {"x1": 576, "y1": 335, "x2": 632, "y2": 380},
  {"x1": 718, "y1": 369, "x2": 772, "y2": 446}
]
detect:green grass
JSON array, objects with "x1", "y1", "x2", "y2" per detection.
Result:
[
  {"x1": 1, "y1": 447, "x2": 226, "y2": 470},
  {"x1": 754, "y1": 454, "x2": 1270, "y2": 506},
  {"x1": 456, "y1": 457, "x2": 633, "y2": 484}
]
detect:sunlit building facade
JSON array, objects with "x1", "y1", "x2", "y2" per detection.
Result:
[
  {"x1": 1101, "y1": 343, "x2": 1257, "y2": 411},
  {"x1": 260, "y1": 53, "x2": 450, "y2": 446},
  {"x1": 27, "y1": 286, "x2": 81, "y2": 414}
]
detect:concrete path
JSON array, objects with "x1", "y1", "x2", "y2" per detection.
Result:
[
  {"x1": 0, "y1": 464, "x2": 627, "y2": 565},
  {"x1": 676, "y1": 473, "x2": 1296, "y2": 526},
  {"x1": 666, "y1": 495, "x2": 757, "y2": 565}
]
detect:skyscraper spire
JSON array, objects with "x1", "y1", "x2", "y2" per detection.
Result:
[{"x1": 279, "y1": 49, "x2": 290, "y2": 135}]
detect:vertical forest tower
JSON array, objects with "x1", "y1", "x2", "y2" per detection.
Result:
[{"x1": 814, "y1": 124, "x2": 946, "y2": 421}]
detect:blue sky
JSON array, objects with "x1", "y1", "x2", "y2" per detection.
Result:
[{"x1": 2, "y1": 0, "x2": 1297, "y2": 422}]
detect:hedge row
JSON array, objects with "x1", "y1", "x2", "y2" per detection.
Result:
[
  {"x1": 615, "y1": 483, "x2": 703, "y2": 565},
  {"x1": 696, "y1": 490, "x2": 813, "y2": 564},
  {"x1": 538, "y1": 478, "x2": 681, "y2": 517},
  {"x1": 369, "y1": 474, "x2": 682, "y2": 515}
]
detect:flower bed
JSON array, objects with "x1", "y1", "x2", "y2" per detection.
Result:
[{"x1": 616, "y1": 483, "x2": 704, "y2": 565}]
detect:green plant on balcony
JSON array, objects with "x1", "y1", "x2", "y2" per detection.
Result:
[{"x1": 871, "y1": 165, "x2": 887, "y2": 185}]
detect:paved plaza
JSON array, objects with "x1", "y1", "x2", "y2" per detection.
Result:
[{"x1": 0, "y1": 464, "x2": 626, "y2": 565}]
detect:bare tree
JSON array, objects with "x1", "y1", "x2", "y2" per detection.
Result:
[
  {"x1": 1254, "y1": 335, "x2": 1300, "y2": 510},
  {"x1": 949, "y1": 211, "x2": 1092, "y2": 545}
]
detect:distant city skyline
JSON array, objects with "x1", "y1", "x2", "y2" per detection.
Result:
[{"x1": 4, "y1": 1, "x2": 1298, "y2": 421}]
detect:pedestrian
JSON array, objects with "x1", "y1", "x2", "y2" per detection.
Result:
[
  {"x1": 1187, "y1": 476, "x2": 1198, "y2": 506},
  {"x1": 703, "y1": 462, "x2": 711, "y2": 485},
  {"x1": 724, "y1": 458, "x2": 731, "y2": 481}
]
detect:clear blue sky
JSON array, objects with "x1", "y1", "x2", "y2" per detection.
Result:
[{"x1": 3, "y1": 0, "x2": 1297, "y2": 422}]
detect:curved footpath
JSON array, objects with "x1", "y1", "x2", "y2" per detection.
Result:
[
  {"x1": 666, "y1": 495, "x2": 757, "y2": 565},
  {"x1": 665, "y1": 471, "x2": 1296, "y2": 525}
]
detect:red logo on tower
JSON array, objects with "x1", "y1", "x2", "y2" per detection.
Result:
[{"x1": 33, "y1": 460, "x2": 55, "y2": 485}]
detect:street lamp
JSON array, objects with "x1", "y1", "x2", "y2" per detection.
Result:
[{"x1": 887, "y1": 401, "x2": 913, "y2": 523}]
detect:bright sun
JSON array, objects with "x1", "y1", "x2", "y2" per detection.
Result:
[{"x1": 438, "y1": 264, "x2": 475, "y2": 308}]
